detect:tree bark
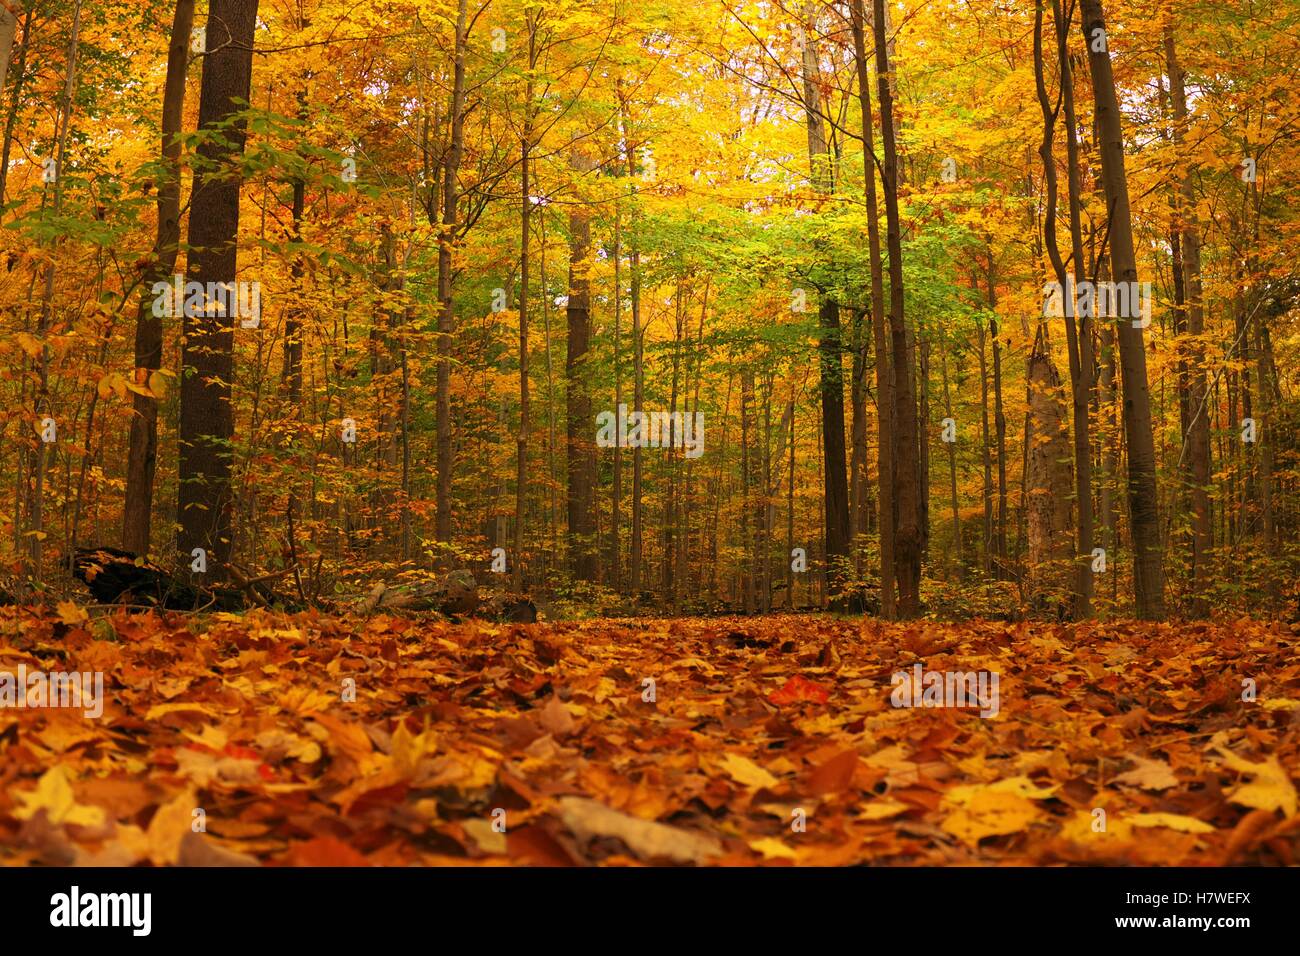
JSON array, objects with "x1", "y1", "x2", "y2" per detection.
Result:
[
  {"x1": 565, "y1": 151, "x2": 598, "y2": 582},
  {"x1": 1164, "y1": 27, "x2": 1211, "y2": 617},
  {"x1": 1079, "y1": 0, "x2": 1165, "y2": 618},
  {"x1": 850, "y1": 0, "x2": 894, "y2": 616},
  {"x1": 435, "y1": 0, "x2": 469, "y2": 549},
  {"x1": 872, "y1": 0, "x2": 922, "y2": 616}
]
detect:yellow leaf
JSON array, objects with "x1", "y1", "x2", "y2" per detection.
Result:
[
  {"x1": 15, "y1": 331, "x2": 42, "y2": 358},
  {"x1": 55, "y1": 600, "x2": 88, "y2": 626},
  {"x1": 12, "y1": 766, "x2": 106, "y2": 828},
  {"x1": 1128, "y1": 813, "x2": 1215, "y2": 834},
  {"x1": 859, "y1": 798, "x2": 910, "y2": 820},
  {"x1": 941, "y1": 789, "x2": 1040, "y2": 846},
  {"x1": 719, "y1": 752, "x2": 779, "y2": 789},
  {"x1": 146, "y1": 788, "x2": 199, "y2": 864},
  {"x1": 749, "y1": 837, "x2": 797, "y2": 860},
  {"x1": 1216, "y1": 749, "x2": 1298, "y2": 817},
  {"x1": 148, "y1": 370, "x2": 168, "y2": 397}
]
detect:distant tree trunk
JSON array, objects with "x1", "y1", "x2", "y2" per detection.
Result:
[
  {"x1": 1164, "y1": 28, "x2": 1211, "y2": 617},
  {"x1": 873, "y1": 0, "x2": 922, "y2": 616},
  {"x1": 1026, "y1": 330, "x2": 1073, "y2": 600},
  {"x1": 984, "y1": 254, "x2": 1008, "y2": 575},
  {"x1": 177, "y1": 0, "x2": 257, "y2": 580},
  {"x1": 515, "y1": 12, "x2": 537, "y2": 591},
  {"x1": 435, "y1": 0, "x2": 469, "y2": 550},
  {"x1": 122, "y1": 0, "x2": 195, "y2": 555},
  {"x1": 566, "y1": 151, "x2": 598, "y2": 583},
  {"x1": 740, "y1": 368, "x2": 756, "y2": 612},
  {"x1": 661, "y1": 284, "x2": 684, "y2": 603},
  {"x1": 850, "y1": 0, "x2": 894, "y2": 616},
  {"x1": 849, "y1": 306, "x2": 868, "y2": 574},
  {"x1": 1080, "y1": 0, "x2": 1165, "y2": 618},
  {"x1": 800, "y1": 4, "x2": 850, "y2": 597},
  {"x1": 976, "y1": 308, "x2": 994, "y2": 576},
  {"x1": 939, "y1": 347, "x2": 961, "y2": 578},
  {"x1": 609, "y1": 184, "x2": 622, "y2": 590},
  {"x1": 630, "y1": 236, "x2": 644, "y2": 594},
  {"x1": 918, "y1": 336, "x2": 931, "y2": 562}
]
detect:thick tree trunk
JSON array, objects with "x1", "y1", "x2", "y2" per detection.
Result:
[
  {"x1": 177, "y1": 0, "x2": 257, "y2": 580},
  {"x1": 173, "y1": 0, "x2": 256, "y2": 577},
  {"x1": 1079, "y1": 0, "x2": 1165, "y2": 618}
]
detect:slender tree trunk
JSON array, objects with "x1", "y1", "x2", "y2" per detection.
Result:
[
  {"x1": 939, "y1": 347, "x2": 961, "y2": 578},
  {"x1": 435, "y1": 0, "x2": 469, "y2": 549},
  {"x1": 1164, "y1": 28, "x2": 1211, "y2": 617},
  {"x1": 514, "y1": 13, "x2": 537, "y2": 591},
  {"x1": 850, "y1": 0, "x2": 894, "y2": 616},
  {"x1": 566, "y1": 152, "x2": 598, "y2": 582},
  {"x1": 1080, "y1": 0, "x2": 1165, "y2": 618},
  {"x1": 872, "y1": 0, "x2": 921, "y2": 616},
  {"x1": 800, "y1": 5, "x2": 850, "y2": 597},
  {"x1": 1035, "y1": 0, "x2": 1095, "y2": 616},
  {"x1": 125, "y1": 1, "x2": 195, "y2": 556}
]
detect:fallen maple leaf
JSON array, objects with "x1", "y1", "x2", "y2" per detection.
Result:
[{"x1": 769, "y1": 675, "x2": 830, "y2": 706}]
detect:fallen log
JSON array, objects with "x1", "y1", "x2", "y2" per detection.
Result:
[{"x1": 71, "y1": 547, "x2": 298, "y2": 611}]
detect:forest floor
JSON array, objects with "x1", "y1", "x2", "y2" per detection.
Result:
[{"x1": 1, "y1": 607, "x2": 1298, "y2": 866}]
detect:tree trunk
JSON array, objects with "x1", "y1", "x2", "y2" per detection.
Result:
[
  {"x1": 176, "y1": 0, "x2": 257, "y2": 580},
  {"x1": 1164, "y1": 28, "x2": 1211, "y2": 617},
  {"x1": 850, "y1": 0, "x2": 894, "y2": 616},
  {"x1": 1026, "y1": 331, "x2": 1073, "y2": 601},
  {"x1": 800, "y1": 4, "x2": 851, "y2": 596},
  {"x1": 565, "y1": 151, "x2": 598, "y2": 582},
  {"x1": 124, "y1": 1, "x2": 193, "y2": 557},
  {"x1": 1079, "y1": 0, "x2": 1165, "y2": 618},
  {"x1": 435, "y1": 0, "x2": 469, "y2": 549},
  {"x1": 872, "y1": 0, "x2": 922, "y2": 616}
]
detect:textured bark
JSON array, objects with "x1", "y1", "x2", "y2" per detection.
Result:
[
  {"x1": 565, "y1": 152, "x2": 598, "y2": 583},
  {"x1": 1080, "y1": 0, "x2": 1165, "y2": 618},
  {"x1": 850, "y1": 0, "x2": 894, "y2": 616},
  {"x1": 1164, "y1": 28, "x2": 1212, "y2": 617},
  {"x1": 800, "y1": 5, "x2": 851, "y2": 592},
  {"x1": 124, "y1": 0, "x2": 195, "y2": 556},
  {"x1": 177, "y1": 0, "x2": 258, "y2": 579},
  {"x1": 1026, "y1": 334, "x2": 1073, "y2": 599},
  {"x1": 435, "y1": 0, "x2": 468, "y2": 548},
  {"x1": 873, "y1": 0, "x2": 922, "y2": 616}
]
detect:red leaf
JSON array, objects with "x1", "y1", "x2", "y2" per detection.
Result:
[{"x1": 769, "y1": 675, "x2": 830, "y2": 706}]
